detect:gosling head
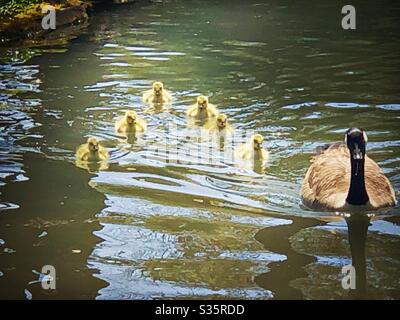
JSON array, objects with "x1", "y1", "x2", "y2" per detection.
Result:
[
  {"x1": 216, "y1": 113, "x2": 228, "y2": 129},
  {"x1": 345, "y1": 127, "x2": 367, "y2": 160},
  {"x1": 197, "y1": 95, "x2": 208, "y2": 110},
  {"x1": 87, "y1": 137, "x2": 100, "y2": 152},
  {"x1": 251, "y1": 134, "x2": 264, "y2": 151},
  {"x1": 124, "y1": 110, "x2": 137, "y2": 125},
  {"x1": 152, "y1": 81, "x2": 164, "y2": 97}
]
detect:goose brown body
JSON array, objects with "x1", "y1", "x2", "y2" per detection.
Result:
[{"x1": 301, "y1": 141, "x2": 396, "y2": 211}]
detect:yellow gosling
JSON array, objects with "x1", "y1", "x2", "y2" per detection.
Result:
[
  {"x1": 115, "y1": 110, "x2": 147, "y2": 134},
  {"x1": 206, "y1": 113, "x2": 234, "y2": 136},
  {"x1": 186, "y1": 95, "x2": 219, "y2": 120},
  {"x1": 142, "y1": 81, "x2": 172, "y2": 104},
  {"x1": 76, "y1": 137, "x2": 109, "y2": 162},
  {"x1": 234, "y1": 134, "x2": 269, "y2": 163}
]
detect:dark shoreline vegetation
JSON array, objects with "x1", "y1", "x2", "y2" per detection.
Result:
[{"x1": 0, "y1": 0, "x2": 142, "y2": 46}]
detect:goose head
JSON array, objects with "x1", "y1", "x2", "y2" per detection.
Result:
[
  {"x1": 197, "y1": 95, "x2": 209, "y2": 110},
  {"x1": 152, "y1": 81, "x2": 164, "y2": 97},
  {"x1": 251, "y1": 134, "x2": 264, "y2": 151},
  {"x1": 87, "y1": 137, "x2": 100, "y2": 152},
  {"x1": 125, "y1": 110, "x2": 137, "y2": 125},
  {"x1": 216, "y1": 113, "x2": 228, "y2": 129},
  {"x1": 345, "y1": 127, "x2": 368, "y2": 160}
]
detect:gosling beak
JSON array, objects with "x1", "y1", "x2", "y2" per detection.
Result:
[
  {"x1": 155, "y1": 90, "x2": 161, "y2": 96},
  {"x1": 93, "y1": 145, "x2": 99, "y2": 152},
  {"x1": 353, "y1": 144, "x2": 363, "y2": 160},
  {"x1": 128, "y1": 117, "x2": 135, "y2": 124}
]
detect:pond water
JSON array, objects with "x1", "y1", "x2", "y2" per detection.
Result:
[{"x1": 0, "y1": 0, "x2": 399, "y2": 299}]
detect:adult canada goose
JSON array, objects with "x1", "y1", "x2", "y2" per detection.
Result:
[
  {"x1": 115, "y1": 110, "x2": 147, "y2": 134},
  {"x1": 301, "y1": 128, "x2": 397, "y2": 211},
  {"x1": 76, "y1": 137, "x2": 109, "y2": 161},
  {"x1": 186, "y1": 95, "x2": 219, "y2": 120},
  {"x1": 142, "y1": 81, "x2": 172, "y2": 104}
]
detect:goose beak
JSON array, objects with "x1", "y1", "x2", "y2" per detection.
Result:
[
  {"x1": 127, "y1": 116, "x2": 135, "y2": 124},
  {"x1": 353, "y1": 152, "x2": 363, "y2": 160},
  {"x1": 353, "y1": 144, "x2": 363, "y2": 160}
]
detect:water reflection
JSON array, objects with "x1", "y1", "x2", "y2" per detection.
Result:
[
  {"x1": 290, "y1": 214, "x2": 400, "y2": 299},
  {"x1": 144, "y1": 102, "x2": 168, "y2": 114},
  {"x1": 0, "y1": 55, "x2": 42, "y2": 211},
  {"x1": 120, "y1": 132, "x2": 139, "y2": 145},
  {"x1": 346, "y1": 214, "x2": 369, "y2": 298},
  {"x1": 89, "y1": 198, "x2": 290, "y2": 299},
  {"x1": 75, "y1": 159, "x2": 109, "y2": 173}
]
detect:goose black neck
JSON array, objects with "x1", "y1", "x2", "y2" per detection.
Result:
[{"x1": 346, "y1": 156, "x2": 369, "y2": 205}]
